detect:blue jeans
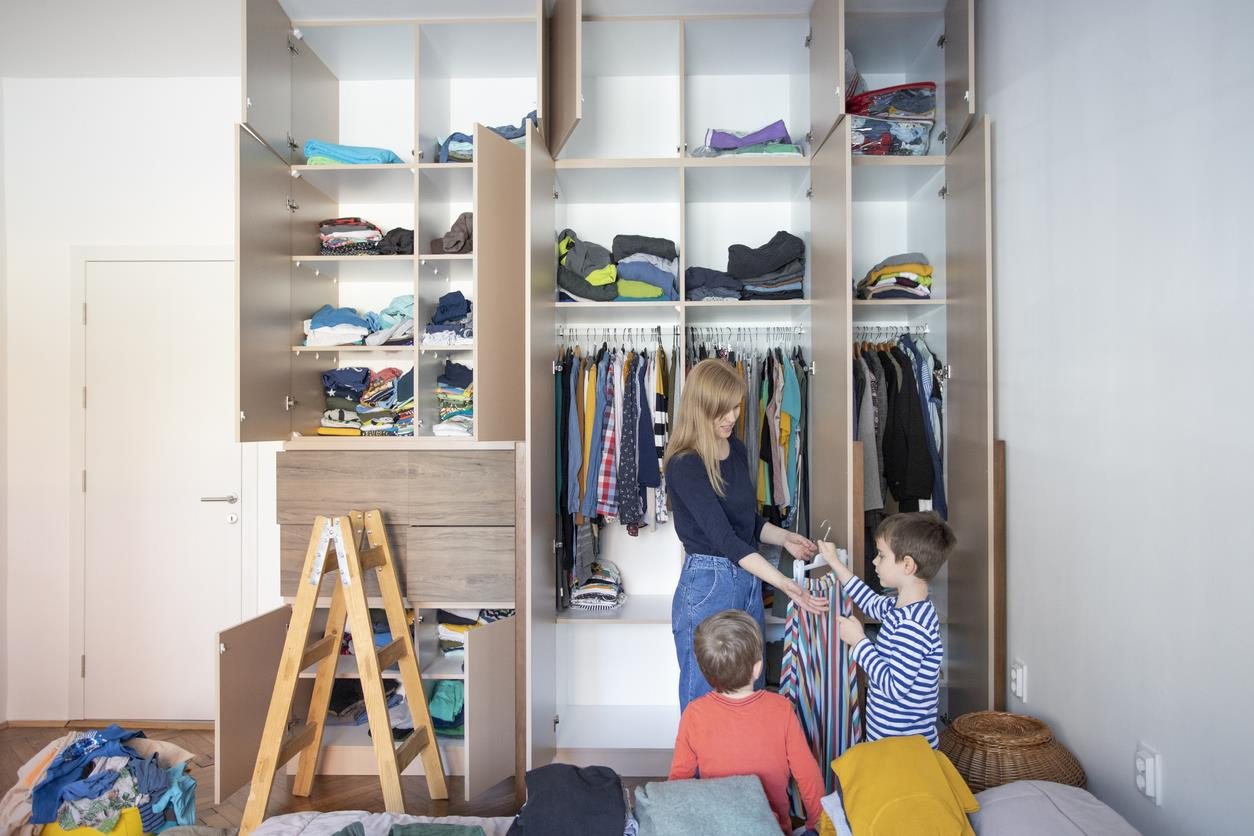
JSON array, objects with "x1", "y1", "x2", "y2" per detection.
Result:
[{"x1": 672, "y1": 554, "x2": 766, "y2": 712}]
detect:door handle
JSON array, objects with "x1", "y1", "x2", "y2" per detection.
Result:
[{"x1": 201, "y1": 495, "x2": 239, "y2": 504}]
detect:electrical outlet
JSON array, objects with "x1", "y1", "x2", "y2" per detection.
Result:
[
  {"x1": 1009, "y1": 659, "x2": 1028, "y2": 701},
  {"x1": 1135, "y1": 742, "x2": 1162, "y2": 805}
]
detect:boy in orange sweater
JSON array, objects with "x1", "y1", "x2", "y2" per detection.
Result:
[{"x1": 668, "y1": 610, "x2": 825, "y2": 835}]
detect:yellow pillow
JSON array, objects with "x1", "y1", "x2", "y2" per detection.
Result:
[
  {"x1": 832, "y1": 736, "x2": 979, "y2": 836},
  {"x1": 42, "y1": 806, "x2": 146, "y2": 836}
]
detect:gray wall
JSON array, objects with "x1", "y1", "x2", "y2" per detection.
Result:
[{"x1": 979, "y1": 1, "x2": 1254, "y2": 833}]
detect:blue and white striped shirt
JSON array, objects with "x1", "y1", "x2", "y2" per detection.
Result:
[{"x1": 846, "y1": 576, "x2": 942, "y2": 747}]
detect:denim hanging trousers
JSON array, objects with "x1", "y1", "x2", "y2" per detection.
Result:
[{"x1": 672, "y1": 553, "x2": 766, "y2": 712}]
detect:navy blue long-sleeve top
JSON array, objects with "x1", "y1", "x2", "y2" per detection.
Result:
[{"x1": 666, "y1": 436, "x2": 767, "y2": 562}]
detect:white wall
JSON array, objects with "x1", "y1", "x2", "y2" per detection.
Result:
[
  {"x1": 979, "y1": 1, "x2": 1254, "y2": 833},
  {"x1": 2, "y1": 77, "x2": 240, "y2": 718},
  {"x1": 0, "y1": 80, "x2": 8, "y2": 723}
]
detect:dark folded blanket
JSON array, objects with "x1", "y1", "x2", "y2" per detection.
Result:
[
  {"x1": 727, "y1": 230, "x2": 805, "y2": 279},
  {"x1": 612, "y1": 234, "x2": 677, "y2": 262},
  {"x1": 685, "y1": 266, "x2": 743, "y2": 292}
]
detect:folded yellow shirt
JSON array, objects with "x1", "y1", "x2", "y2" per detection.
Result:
[
  {"x1": 869, "y1": 262, "x2": 933, "y2": 283},
  {"x1": 616, "y1": 278, "x2": 663, "y2": 298},
  {"x1": 827, "y1": 736, "x2": 979, "y2": 836},
  {"x1": 317, "y1": 427, "x2": 362, "y2": 436},
  {"x1": 585, "y1": 264, "x2": 618, "y2": 286}
]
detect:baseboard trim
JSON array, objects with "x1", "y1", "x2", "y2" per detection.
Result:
[{"x1": 4, "y1": 719, "x2": 215, "y2": 731}]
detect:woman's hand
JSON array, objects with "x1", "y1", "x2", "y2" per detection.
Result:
[
  {"x1": 782, "y1": 532, "x2": 819, "y2": 561},
  {"x1": 779, "y1": 579, "x2": 829, "y2": 615}
]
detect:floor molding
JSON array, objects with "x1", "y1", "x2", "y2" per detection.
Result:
[{"x1": 5, "y1": 719, "x2": 216, "y2": 731}]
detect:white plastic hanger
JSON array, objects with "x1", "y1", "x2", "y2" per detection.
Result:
[{"x1": 793, "y1": 519, "x2": 851, "y2": 583}]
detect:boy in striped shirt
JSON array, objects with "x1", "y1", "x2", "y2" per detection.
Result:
[{"x1": 819, "y1": 512, "x2": 955, "y2": 747}]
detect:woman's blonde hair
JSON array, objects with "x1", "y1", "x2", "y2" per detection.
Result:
[{"x1": 663, "y1": 358, "x2": 746, "y2": 496}]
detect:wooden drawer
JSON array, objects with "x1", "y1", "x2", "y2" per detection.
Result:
[
  {"x1": 277, "y1": 451, "x2": 409, "y2": 525},
  {"x1": 280, "y1": 523, "x2": 408, "y2": 598},
  {"x1": 410, "y1": 451, "x2": 516, "y2": 526},
  {"x1": 405, "y1": 527, "x2": 515, "y2": 604}
]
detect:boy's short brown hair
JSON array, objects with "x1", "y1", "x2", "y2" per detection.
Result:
[
  {"x1": 693, "y1": 610, "x2": 763, "y2": 693},
  {"x1": 876, "y1": 511, "x2": 957, "y2": 581}
]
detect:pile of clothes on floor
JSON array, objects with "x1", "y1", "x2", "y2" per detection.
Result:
[
  {"x1": 434, "y1": 360, "x2": 473, "y2": 437},
  {"x1": 304, "y1": 295, "x2": 415, "y2": 347},
  {"x1": 557, "y1": 230, "x2": 679, "y2": 302},
  {"x1": 318, "y1": 217, "x2": 415, "y2": 257},
  {"x1": 304, "y1": 139, "x2": 404, "y2": 165},
  {"x1": 421, "y1": 291, "x2": 473, "y2": 348},
  {"x1": 689, "y1": 118, "x2": 803, "y2": 158},
  {"x1": 436, "y1": 608, "x2": 515, "y2": 665},
  {"x1": 685, "y1": 230, "x2": 806, "y2": 301},
  {"x1": 429, "y1": 212, "x2": 473, "y2": 255},
  {"x1": 844, "y1": 51, "x2": 937, "y2": 156},
  {"x1": 437, "y1": 111, "x2": 536, "y2": 162},
  {"x1": 320, "y1": 366, "x2": 414, "y2": 437},
  {"x1": 0, "y1": 725, "x2": 198, "y2": 834},
  {"x1": 854, "y1": 252, "x2": 934, "y2": 299}
]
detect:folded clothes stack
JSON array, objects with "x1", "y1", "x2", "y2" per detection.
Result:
[
  {"x1": 429, "y1": 681, "x2": 465, "y2": 739},
  {"x1": 434, "y1": 360, "x2": 474, "y2": 437},
  {"x1": 686, "y1": 230, "x2": 806, "y2": 301},
  {"x1": 690, "y1": 119, "x2": 804, "y2": 158},
  {"x1": 390, "y1": 368, "x2": 415, "y2": 437},
  {"x1": 430, "y1": 212, "x2": 473, "y2": 255},
  {"x1": 319, "y1": 217, "x2": 384, "y2": 256},
  {"x1": 357, "y1": 367, "x2": 404, "y2": 436},
  {"x1": 569, "y1": 561, "x2": 627, "y2": 611},
  {"x1": 435, "y1": 608, "x2": 515, "y2": 661},
  {"x1": 613, "y1": 235, "x2": 679, "y2": 300},
  {"x1": 855, "y1": 252, "x2": 934, "y2": 299},
  {"x1": 319, "y1": 367, "x2": 371, "y2": 436},
  {"x1": 556, "y1": 228, "x2": 616, "y2": 301},
  {"x1": 422, "y1": 290, "x2": 473, "y2": 347},
  {"x1": 304, "y1": 304, "x2": 370, "y2": 346},
  {"x1": 303, "y1": 138, "x2": 404, "y2": 165},
  {"x1": 364, "y1": 294, "x2": 415, "y2": 346},
  {"x1": 437, "y1": 111, "x2": 536, "y2": 163},
  {"x1": 848, "y1": 81, "x2": 937, "y2": 156}
]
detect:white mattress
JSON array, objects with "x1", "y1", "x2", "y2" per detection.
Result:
[{"x1": 252, "y1": 810, "x2": 515, "y2": 836}]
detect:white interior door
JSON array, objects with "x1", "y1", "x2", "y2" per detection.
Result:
[{"x1": 84, "y1": 260, "x2": 243, "y2": 719}]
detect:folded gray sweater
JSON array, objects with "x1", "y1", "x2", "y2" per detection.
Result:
[{"x1": 634, "y1": 776, "x2": 781, "y2": 836}]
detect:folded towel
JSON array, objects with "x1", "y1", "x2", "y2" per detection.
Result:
[{"x1": 303, "y1": 139, "x2": 404, "y2": 165}]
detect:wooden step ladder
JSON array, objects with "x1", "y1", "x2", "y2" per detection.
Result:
[{"x1": 240, "y1": 510, "x2": 447, "y2": 834}]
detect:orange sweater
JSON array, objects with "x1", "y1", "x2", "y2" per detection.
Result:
[{"x1": 668, "y1": 690, "x2": 825, "y2": 832}]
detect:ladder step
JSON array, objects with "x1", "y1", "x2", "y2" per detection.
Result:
[
  {"x1": 394, "y1": 726, "x2": 430, "y2": 772},
  {"x1": 300, "y1": 633, "x2": 340, "y2": 671},
  {"x1": 376, "y1": 637, "x2": 407, "y2": 671},
  {"x1": 358, "y1": 545, "x2": 386, "y2": 570},
  {"x1": 276, "y1": 721, "x2": 318, "y2": 766}
]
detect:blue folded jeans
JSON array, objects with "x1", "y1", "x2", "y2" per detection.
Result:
[{"x1": 672, "y1": 553, "x2": 765, "y2": 712}]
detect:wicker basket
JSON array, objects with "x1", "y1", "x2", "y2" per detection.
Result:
[{"x1": 939, "y1": 711, "x2": 1086, "y2": 793}]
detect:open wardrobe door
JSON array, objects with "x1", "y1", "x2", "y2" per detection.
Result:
[
  {"x1": 808, "y1": 0, "x2": 846, "y2": 155},
  {"x1": 944, "y1": 116, "x2": 995, "y2": 716},
  {"x1": 546, "y1": 0, "x2": 582, "y2": 156},
  {"x1": 524, "y1": 122, "x2": 558, "y2": 774},
  {"x1": 808, "y1": 118, "x2": 854, "y2": 546},
  {"x1": 463, "y1": 616, "x2": 518, "y2": 799},
  {"x1": 243, "y1": 0, "x2": 294, "y2": 160},
  {"x1": 944, "y1": 0, "x2": 976, "y2": 151},
  {"x1": 215, "y1": 606, "x2": 292, "y2": 804}
]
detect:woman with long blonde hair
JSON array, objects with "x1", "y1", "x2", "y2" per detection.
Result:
[{"x1": 665, "y1": 358, "x2": 827, "y2": 710}]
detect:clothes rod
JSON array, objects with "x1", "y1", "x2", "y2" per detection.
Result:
[
  {"x1": 852, "y1": 323, "x2": 930, "y2": 336},
  {"x1": 686, "y1": 325, "x2": 806, "y2": 335}
]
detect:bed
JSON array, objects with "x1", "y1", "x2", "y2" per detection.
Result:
[{"x1": 250, "y1": 811, "x2": 515, "y2": 836}]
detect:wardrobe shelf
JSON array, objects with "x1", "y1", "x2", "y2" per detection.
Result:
[
  {"x1": 683, "y1": 299, "x2": 811, "y2": 325},
  {"x1": 416, "y1": 162, "x2": 474, "y2": 170},
  {"x1": 293, "y1": 255, "x2": 419, "y2": 263},
  {"x1": 555, "y1": 300, "x2": 682, "y2": 327},
  {"x1": 291, "y1": 345, "x2": 414, "y2": 352},
  {"x1": 417, "y1": 253, "x2": 473, "y2": 261},
  {"x1": 852, "y1": 155, "x2": 946, "y2": 202},
  {"x1": 852, "y1": 155, "x2": 946, "y2": 167},
  {"x1": 298, "y1": 654, "x2": 402, "y2": 680},
  {"x1": 418, "y1": 345, "x2": 474, "y2": 352},
  {"x1": 283, "y1": 436, "x2": 517, "y2": 452},
  {"x1": 290, "y1": 163, "x2": 416, "y2": 202},
  {"x1": 683, "y1": 155, "x2": 809, "y2": 168},
  {"x1": 852, "y1": 299, "x2": 946, "y2": 325},
  {"x1": 556, "y1": 594, "x2": 672, "y2": 624}
]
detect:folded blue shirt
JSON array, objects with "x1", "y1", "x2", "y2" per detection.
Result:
[
  {"x1": 303, "y1": 139, "x2": 403, "y2": 165},
  {"x1": 310, "y1": 304, "x2": 369, "y2": 330}
]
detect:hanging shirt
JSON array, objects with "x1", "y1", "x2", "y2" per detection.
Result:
[
  {"x1": 594, "y1": 353, "x2": 620, "y2": 517},
  {"x1": 781, "y1": 356, "x2": 801, "y2": 509}
]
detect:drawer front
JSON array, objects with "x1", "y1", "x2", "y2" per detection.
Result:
[
  {"x1": 277, "y1": 451, "x2": 409, "y2": 525},
  {"x1": 280, "y1": 523, "x2": 408, "y2": 598},
  {"x1": 410, "y1": 451, "x2": 516, "y2": 525},
  {"x1": 406, "y1": 527, "x2": 515, "y2": 604}
]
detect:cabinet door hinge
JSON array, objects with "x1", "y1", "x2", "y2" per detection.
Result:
[
  {"x1": 804, "y1": 31, "x2": 812, "y2": 48},
  {"x1": 938, "y1": 185, "x2": 948, "y2": 199},
  {"x1": 286, "y1": 132, "x2": 299, "y2": 152},
  {"x1": 286, "y1": 197, "x2": 300, "y2": 213},
  {"x1": 284, "y1": 395, "x2": 297, "y2": 411},
  {"x1": 937, "y1": 33, "x2": 947, "y2": 48},
  {"x1": 81, "y1": 655, "x2": 86, "y2": 678},
  {"x1": 553, "y1": 714, "x2": 561, "y2": 731},
  {"x1": 287, "y1": 38, "x2": 301, "y2": 56},
  {"x1": 551, "y1": 361, "x2": 563, "y2": 374}
]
